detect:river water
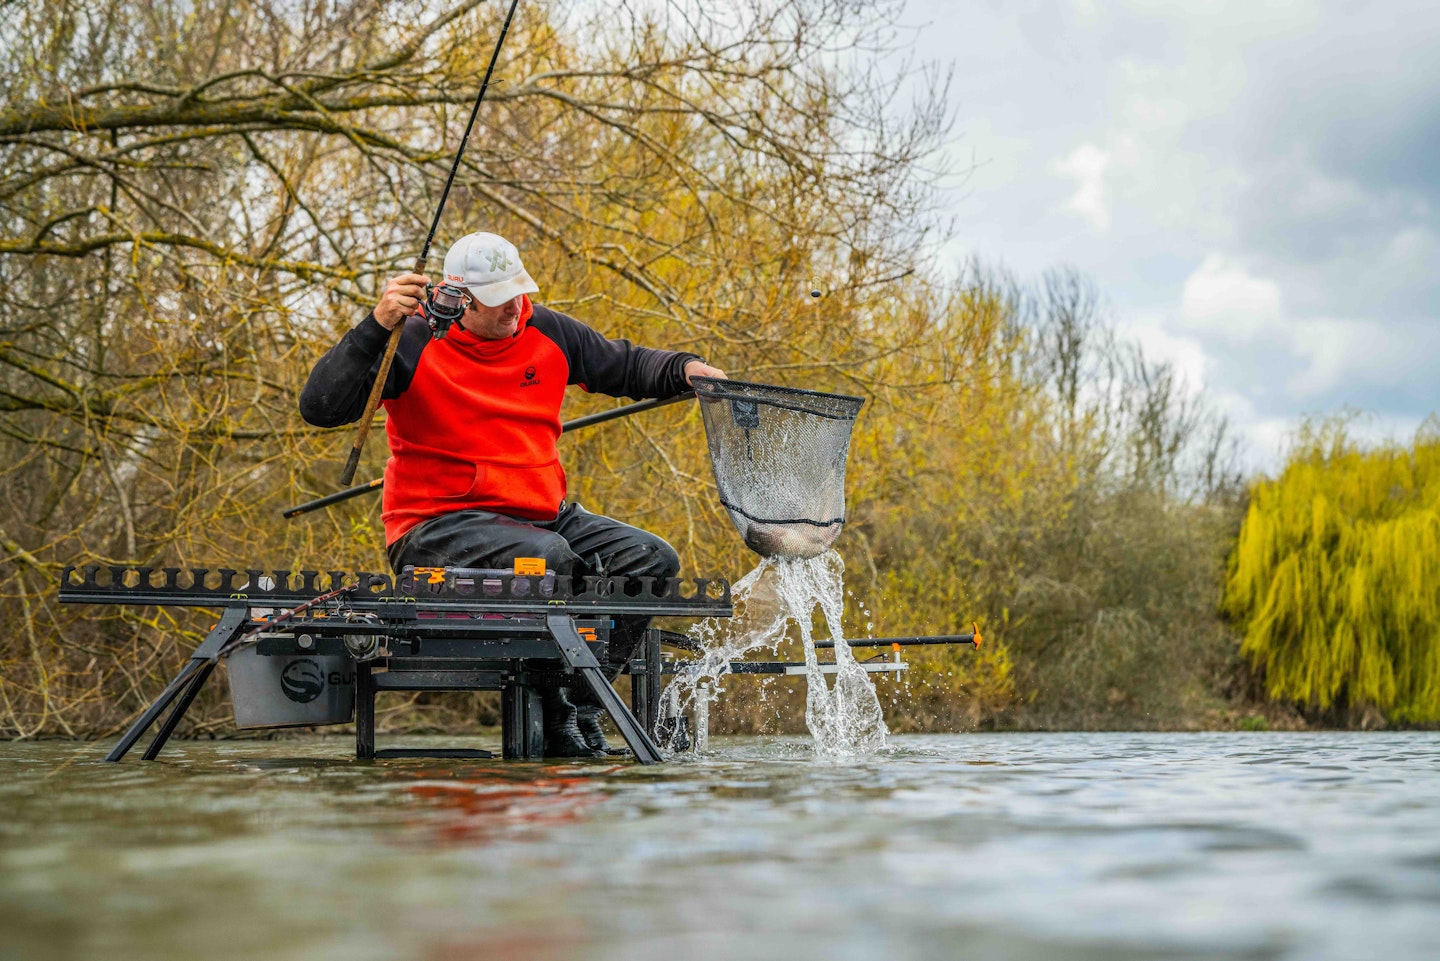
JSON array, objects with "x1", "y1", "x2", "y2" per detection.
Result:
[{"x1": 2, "y1": 732, "x2": 1438, "y2": 961}]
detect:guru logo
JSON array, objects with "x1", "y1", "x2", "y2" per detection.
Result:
[
  {"x1": 280, "y1": 658, "x2": 325, "y2": 703},
  {"x1": 521, "y1": 365, "x2": 540, "y2": 387}
]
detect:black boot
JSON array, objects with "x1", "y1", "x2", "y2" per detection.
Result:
[
  {"x1": 541, "y1": 687, "x2": 603, "y2": 758},
  {"x1": 575, "y1": 704, "x2": 610, "y2": 751},
  {"x1": 576, "y1": 705, "x2": 633, "y2": 756},
  {"x1": 576, "y1": 703, "x2": 610, "y2": 754}
]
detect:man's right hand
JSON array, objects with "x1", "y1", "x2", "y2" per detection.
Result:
[{"x1": 373, "y1": 273, "x2": 432, "y2": 329}]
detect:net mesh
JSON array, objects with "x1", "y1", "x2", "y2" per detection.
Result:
[{"x1": 693, "y1": 377, "x2": 865, "y2": 559}]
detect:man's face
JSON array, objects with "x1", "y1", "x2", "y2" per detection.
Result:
[{"x1": 459, "y1": 294, "x2": 524, "y2": 339}]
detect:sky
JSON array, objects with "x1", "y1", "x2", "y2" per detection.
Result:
[{"x1": 896, "y1": 0, "x2": 1440, "y2": 470}]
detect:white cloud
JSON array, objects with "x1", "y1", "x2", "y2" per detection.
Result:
[
  {"x1": 898, "y1": 0, "x2": 1440, "y2": 469},
  {"x1": 1054, "y1": 143, "x2": 1112, "y2": 232},
  {"x1": 1284, "y1": 317, "x2": 1439, "y2": 400},
  {"x1": 1288, "y1": 165, "x2": 1366, "y2": 221},
  {"x1": 1382, "y1": 225, "x2": 1439, "y2": 269},
  {"x1": 1179, "y1": 254, "x2": 1282, "y2": 344},
  {"x1": 1116, "y1": 311, "x2": 1209, "y2": 387},
  {"x1": 1207, "y1": 391, "x2": 1293, "y2": 472},
  {"x1": 1283, "y1": 318, "x2": 1382, "y2": 399}
]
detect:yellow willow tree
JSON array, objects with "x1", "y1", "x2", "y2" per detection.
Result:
[
  {"x1": 1225, "y1": 420, "x2": 1440, "y2": 724},
  {"x1": 0, "y1": 0, "x2": 957, "y2": 736}
]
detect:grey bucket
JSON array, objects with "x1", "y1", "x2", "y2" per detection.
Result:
[{"x1": 226, "y1": 646, "x2": 355, "y2": 729}]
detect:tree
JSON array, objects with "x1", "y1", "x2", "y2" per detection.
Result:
[
  {"x1": 1225, "y1": 419, "x2": 1440, "y2": 724},
  {"x1": 0, "y1": 0, "x2": 953, "y2": 735}
]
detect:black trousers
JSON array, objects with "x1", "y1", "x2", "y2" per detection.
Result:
[{"x1": 387, "y1": 503, "x2": 680, "y2": 681}]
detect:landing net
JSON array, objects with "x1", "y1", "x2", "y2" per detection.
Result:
[{"x1": 693, "y1": 377, "x2": 864, "y2": 559}]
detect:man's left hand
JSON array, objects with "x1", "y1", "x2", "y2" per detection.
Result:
[{"x1": 684, "y1": 360, "x2": 727, "y2": 385}]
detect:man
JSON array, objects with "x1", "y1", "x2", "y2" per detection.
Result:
[{"x1": 299, "y1": 231, "x2": 725, "y2": 756}]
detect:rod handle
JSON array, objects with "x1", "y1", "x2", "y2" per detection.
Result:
[
  {"x1": 339, "y1": 448, "x2": 363, "y2": 489},
  {"x1": 339, "y1": 322, "x2": 404, "y2": 486}
]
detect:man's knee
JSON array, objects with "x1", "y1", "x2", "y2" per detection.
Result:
[
  {"x1": 388, "y1": 511, "x2": 582, "y2": 574},
  {"x1": 651, "y1": 539, "x2": 681, "y2": 579},
  {"x1": 611, "y1": 534, "x2": 680, "y2": 580},
  {"x1": 517, "y1": 531, "x2": 583, "y2": 576}
]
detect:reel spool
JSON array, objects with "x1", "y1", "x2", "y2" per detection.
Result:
[
  {"x1": 426, "y1": 283, "x2": 467, "y2": 339},
  {"x1": 343, "y1": 611, "x2": 384, "y2": 661}
]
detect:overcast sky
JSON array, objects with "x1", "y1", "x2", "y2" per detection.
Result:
[{"x1": 896, "y1": 0, "x2": 1438, "y2": 469}]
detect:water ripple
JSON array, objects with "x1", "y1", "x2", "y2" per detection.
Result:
[{"x1": 2, "y1": 732, "x2": 1439, "y2": 961}]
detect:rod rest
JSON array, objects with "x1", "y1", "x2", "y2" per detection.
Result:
[{"x1": 58, "y1": 564, "x2": 732, "y2": 617}]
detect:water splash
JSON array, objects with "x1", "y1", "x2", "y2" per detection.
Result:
[{"x1": 671, "y1": 551, "x2": 887, "y2": 757}]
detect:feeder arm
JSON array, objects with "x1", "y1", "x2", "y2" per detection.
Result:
[{"x1": 816, "y1": 630, "x2": 982, "y2": 651}]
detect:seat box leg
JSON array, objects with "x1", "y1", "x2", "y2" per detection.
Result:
[
  {"x1": 502, "y1": 682, "x2": 544, "y2": 760},
  {"x1": 355, "y1": 662, "x2": 376, "y2": 759}
]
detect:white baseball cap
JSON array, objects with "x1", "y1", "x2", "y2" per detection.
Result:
[{"x1": 442, "y1": 232, "x2": 540, "y2": 307}]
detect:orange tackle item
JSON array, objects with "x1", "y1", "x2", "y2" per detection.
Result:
[{"x1": 413, "y1": 567, "x2": 447, "y2": 585}]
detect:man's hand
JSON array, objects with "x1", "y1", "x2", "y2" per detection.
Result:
[
  {"x1": 684, "y1": 360, "x2": 727, "y2": 385},
  {"x1": 373, "y1": 273, "x2": 431, "y2": 330}
]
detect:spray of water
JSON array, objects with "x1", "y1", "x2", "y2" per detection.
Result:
[{"x1": 670, "y1": 551, "x2": 887, "y2": 757}]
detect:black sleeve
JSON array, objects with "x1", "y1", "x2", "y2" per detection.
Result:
[
  {"x1": 298, "y1": 312, "x2": 431, "y2": 427},
  {"x1": 530, "y1": 305, "x2": 702, "y2": 400}
]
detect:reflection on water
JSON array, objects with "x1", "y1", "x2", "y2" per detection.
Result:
[{"x1": 2, "y1": 733, "x2": 1439, "y2": 960}]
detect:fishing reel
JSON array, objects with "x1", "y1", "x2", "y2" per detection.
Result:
[
  {"x1": 425, "y1": 282, "x2": 467, "y2": 339},
  {"x1": 342, "y1": 612, "x2": 385, "y2": 661}
]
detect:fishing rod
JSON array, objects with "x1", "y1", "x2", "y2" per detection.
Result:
[
  {"x1": 289, "y1": 390, "x2": 696, "y2": 518},
  {"x1": 340, "y1": 0, "x2": 522, "y2": 486}
]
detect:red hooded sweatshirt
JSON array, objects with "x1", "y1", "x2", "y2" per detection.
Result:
[{"x1": 299, "y1": 297, "x2": 699, "y2": 543}]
